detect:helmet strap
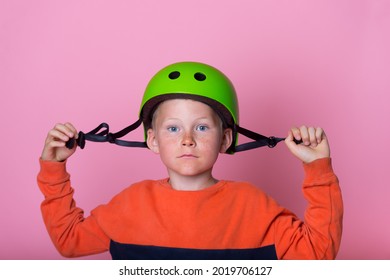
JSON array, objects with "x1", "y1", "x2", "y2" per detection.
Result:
[
  {"x1": 65, "y1": 119, "x2": 147, "y2": 150},
  {"x1": 233, "y1": 125, "x2": 285, "y2": 152},
  {"x1": 65, "y1": 121, "x2": 301, "y2": 152}
]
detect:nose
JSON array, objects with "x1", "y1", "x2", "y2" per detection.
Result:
[{"x1": 181, "y1": 131, "x2": 196, "y2": 147}]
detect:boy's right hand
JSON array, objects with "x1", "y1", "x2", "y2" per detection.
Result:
[{"x1": 41, "y1": 123, "x2": 78, "y2": 162}]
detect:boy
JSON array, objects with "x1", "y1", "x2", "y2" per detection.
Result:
[{"x1": 38, "y1": 62, "x2": 343, "y2": 259}]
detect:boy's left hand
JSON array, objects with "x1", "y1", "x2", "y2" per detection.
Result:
[{"x1": 284, "y1": 126, "x2": 330, "y2": 163}]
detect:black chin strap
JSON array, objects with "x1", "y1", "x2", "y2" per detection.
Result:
[
  {"x1": 65, "y1": 121, "x2": 301, "y2": 152},
  {"x1": 65, "y1": 119, "x2": 147, "y2": 150},
  {"x1": 234, "y1": 125, "x2": 286, "y2": 152}
]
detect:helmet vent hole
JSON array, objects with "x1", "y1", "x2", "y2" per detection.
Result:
[
  {"x1": 194, "y1": 72, "x2": 206, "y2": 81},
  {"x1": 168, "y1": 71, "x2": 180, "y2": 79}
]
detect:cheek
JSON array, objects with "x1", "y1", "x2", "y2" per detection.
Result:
[
  {"x1": 198, "y1": 135, "x2": 223, "y2": 151},
  {"x1": 155, "y1": 134, "x2": 177, "y2": 153},
  {"x1": 158, "y1": 133, "x2": 179, "y2": 145}
]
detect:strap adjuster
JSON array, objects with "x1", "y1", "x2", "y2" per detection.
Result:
[
  {"x1": 267, "y1": 136, "x2": 277, "y2": 148},
  {"x1": 107, "y1": 133, "x2": 116, "y2": 144}
]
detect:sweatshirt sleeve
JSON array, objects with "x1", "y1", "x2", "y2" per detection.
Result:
[
  {"x1": 275, "y1": 157, "x2": 343, "y2": 259},
  {"x1": 37, "y1": 159, "x2": 110, "y2": 258}
]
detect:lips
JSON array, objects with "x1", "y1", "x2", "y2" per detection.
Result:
[{"x1": 178, "y1": 154, "x2": 198, "y2": 158}]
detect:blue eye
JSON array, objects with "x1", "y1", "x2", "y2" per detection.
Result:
[
  {"x1": 167, "y1": 126, "x2": 179, "y2": 133},
  {"x1": 197, "y1": 125, "x2": 208, "y2": 131}
]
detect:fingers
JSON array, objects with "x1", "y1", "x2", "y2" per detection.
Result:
[
  {"x1": 285, "y1": 125, "x2": 330, "y2": 163},
  {"x1": 41, "y1": 122, "x2": 78, "y2": 162},
  {"x1": 64, "y1": 123, "x2": 78, "y2": 139},
  {"x1": 290, "y1": 126, "x2": 324, "y2": 147},
  {"x1": 54, "y1": 123, "x2": 77, "y2": 139},
  {"x1": 46, "y1": 123, "x2": 77, "y2": 143}
]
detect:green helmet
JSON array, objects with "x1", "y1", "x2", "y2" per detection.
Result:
[
  {"x1": 66, "y1": 61, "x2": 291, "y2": 152},
  {"x1": 140, "y1": 61, "x2": 239, "y2": 153}
]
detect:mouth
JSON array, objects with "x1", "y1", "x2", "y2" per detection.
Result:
[{"x1": 178, "y1": 154, "x2": 198, "y2": 159}]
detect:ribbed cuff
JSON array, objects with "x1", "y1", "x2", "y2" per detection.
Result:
[
  {"x1": 38, "y1": 158, "x2": 69, "y2": 183},
  {"x1": 303, "y1": 157, "x2": 335, "y2": 185}
]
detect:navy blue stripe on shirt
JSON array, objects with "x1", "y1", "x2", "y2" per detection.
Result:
[{"x1": 110, "y1": 240, "x2": 278, "y2": 260}]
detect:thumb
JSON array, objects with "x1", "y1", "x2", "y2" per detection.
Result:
[
  {"x1": 284, "y1": 130, "x2": 299, "y2": 152},
  {"x1": 284, "y1": 130, "x2": 307, "y2": 162}
]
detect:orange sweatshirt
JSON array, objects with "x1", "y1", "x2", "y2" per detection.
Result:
[{"x1": 37, "y1": 157, "x2": 343, "y2": 259}]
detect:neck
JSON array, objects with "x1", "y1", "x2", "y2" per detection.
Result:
[{"x1": 167, "y1": 171, "x2": 218, "y2": 191}]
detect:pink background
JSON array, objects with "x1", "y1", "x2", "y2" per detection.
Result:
[{"x1": 1, "y1": 0, "x2": 389, "y2": 259}]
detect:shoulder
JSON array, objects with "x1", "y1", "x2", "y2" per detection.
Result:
[
  {"x1": 223, "y1": 180, "x2": 263, "y2": 191},
  {"x1": 92, "y1": 179, "x2": 165, "y2": 213},
  {"x1": 114, "y1": 179, "x2": 166, "y2": 197},
  {"x1": 220, "y1": 180, "x2": 282, "y2": 212},
  {"x1": 222, "y1": 180, "x2": 270, "y2": 199}
]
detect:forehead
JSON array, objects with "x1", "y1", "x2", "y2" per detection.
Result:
[{"x1": 153, "y1": 99, "x2": 221, "y2": 122}]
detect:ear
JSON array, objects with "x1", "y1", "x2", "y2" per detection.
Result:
[
  {"x1": 146, "y1": 128, "x2": 160, "y2": 154},
  {"x1": 220, "y1": 128, "x2": 233, "y2": 153}
]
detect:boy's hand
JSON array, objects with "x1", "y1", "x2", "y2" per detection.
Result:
[
  {"x1": 284, "y1": 126, "x2": 330, "y2": 163},
  {"x1": 41, "y1": 123, "x2": 78, "y2": 162}
]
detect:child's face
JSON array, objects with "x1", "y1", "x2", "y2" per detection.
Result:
[{"x1": 147, "y1": 99, "x2": 232, "y2": 179}]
